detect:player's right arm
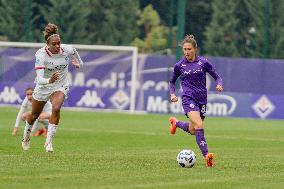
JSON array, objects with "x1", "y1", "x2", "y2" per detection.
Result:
[
  {"x1": 14, "y1": 97, "x2": 28, "y2": 128},
  {"x1": 34, "y1": 52, "x2": 59, "y2": 84},
  {"x1": 169, "y1": 63, "x2": 181, "y2": 102},
  {"x1": 36, "y1": 69, "x2": 60, "y2": 84}
]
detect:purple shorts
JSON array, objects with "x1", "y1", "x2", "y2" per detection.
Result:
[{"x1": 182, "y1": 97, "x2": 206, "y2": 120}]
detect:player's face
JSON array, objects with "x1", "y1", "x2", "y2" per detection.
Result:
[
  {"x1": 25, "y1": 89, "x2": 33, "y2": 102},
  {"x1": 183, "y1": 43, "x2": 196, "y2": 61},
  {"x1": 47, "y1": 36, "x2": 61, "y2": 54}
]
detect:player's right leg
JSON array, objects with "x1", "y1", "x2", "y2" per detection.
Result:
[
  {"x1": 169, "y1": 117, "x2": 177, "y2": 134},
  {"x1": 169, "y1": 117, "x2": 192, "y2": 135},
  {"x1": 22, "y1": 100, "x2": 46, "y2": 151}
]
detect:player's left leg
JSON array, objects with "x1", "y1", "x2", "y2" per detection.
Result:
[
  {"x1": 45, "y1": 91, "x2": 65, "y2": 152},
  {"x1": 30, "y1": 119, "x2": 39, "y2": 136},
  {"x1": 34, "y1": 112, "x2": 51, "y2": 137},
  {"x1": 187, "y1": 111, "x2": 214, "y2": 167}
]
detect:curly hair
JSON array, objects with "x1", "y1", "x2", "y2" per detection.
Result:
[{"x1": 43, "y1": 23, "x2": 59, "y2": 41}]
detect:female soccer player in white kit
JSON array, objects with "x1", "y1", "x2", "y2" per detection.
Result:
[
  {"x1": 22, "y1": 23, "x2": 83, "y2": 152},
  {"x1": 12, "y1": 87, "x2": 51, "y2": 136}
]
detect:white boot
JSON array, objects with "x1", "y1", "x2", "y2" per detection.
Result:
[
  {"x1": 22, "y1": 121, "x2": 32, "y2": 151},
  {"x1": 45, "y1": 143, "x2": 53, "y2": 152},
  {"x1": 44, "y1": 123, "x2": 57, "y2": 152},
  {"x1": 22, "y1": 141, "x2": 30, "y2": 151}
]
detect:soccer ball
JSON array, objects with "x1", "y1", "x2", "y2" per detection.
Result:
[{"x1": 177, "y1": 149, "x2": 196, "y2": 168}]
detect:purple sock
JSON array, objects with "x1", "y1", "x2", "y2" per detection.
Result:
[
  {"x1": 195, "y1": 129, "x2": 208, "y2": 157},
  {"x1": 176, "y1": 121, "x2": 190, "y2": 133}
]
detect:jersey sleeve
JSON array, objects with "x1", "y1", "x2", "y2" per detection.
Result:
[
  {"x1": 72, "y1": 47, "x2": 84, "y2": 65},
  {"x1": 14, "y1": 97, "x2": 28, "y2": 128},
  {"x1": 169, "y1": 63, "x2": 181, "y2": 94},
  {"x1": 62, "y1": 44, "x2": 74, "y2": 54},
  {"x1": 62, "y1": 44, "x2": 84, "y2": 65},
  {"x1": 204, "y1": 58, "x2": 223, "y2": 86},
  {"x1": 35, "y1": 50, "x2": 45, "y2": 70}
]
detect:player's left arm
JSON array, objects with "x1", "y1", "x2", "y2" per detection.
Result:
[
  {"x1": 204, "y1": 59, "x2": 223, "y2": 92},
  {"x1": 71, "y1": 48, "x2": 83, "y2": 68}
]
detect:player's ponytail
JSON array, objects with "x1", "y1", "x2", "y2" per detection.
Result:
[{"x1": 179, "y1": 34, "x2": 197, "y2": 48}]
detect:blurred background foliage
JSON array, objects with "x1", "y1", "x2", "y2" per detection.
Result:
[{"x1": 0, "y1": 0, "x2": 283, "y2": 59}]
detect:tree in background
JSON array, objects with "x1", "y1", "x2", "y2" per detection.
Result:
[
  {"x1": 203, "y1": 0, "x2": 239, "y2": 57},
  {"x1": 184, "y1": 0, "x2": 212, "y2": 54},
  {"x1": 1, "y1": 0, "x2": 284, "y2": 59},
  {"x1": 234, "y1": 0, "x2": 258, "y2": 58},
  {"x1": 39, "y1": 0, "x2": 91, "y2": 44},
  {"x1": 87, "y1": 0, "x2": 139, "y2": 46},
  {"x1": 243, "y1": 0, "x2": 284, "y2": 59},
  {"x1": 204, "y1": 0, "x2": 284, "y2": 59},
  {"x1": 139, "y1": 0, "x2": 212, "y2": 55},
  {"x1": 131, "y1": 4, "x2": 168, "y2": 53},
  {"x1": 268, "y1": 0, "x2": 284, "y2": 59},
  {"x1": 0, "y1": 0, "x2": 38, "y2": 42}
]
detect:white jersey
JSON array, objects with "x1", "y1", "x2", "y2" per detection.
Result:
[
  {"x1": 34, "y1": 44, "x2": 74, "y2": 88},
  {"x1": 14, "y1": 97, "x2": 52, "y2": 128}
]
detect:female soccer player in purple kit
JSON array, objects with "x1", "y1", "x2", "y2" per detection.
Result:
[{"x1": 169, "y1": 34, "x2": 223, "y2": 167}]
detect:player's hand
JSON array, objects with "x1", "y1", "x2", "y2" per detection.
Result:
[
  {"x1": 216, "y1": 85, "x2": 223, "y2": 92},
  {"x1": 49, "y1": 71, "x2": 60, "y2": 83},
  {"x1": 170, "y1": 94, "x2": 178, "y2": 102}
]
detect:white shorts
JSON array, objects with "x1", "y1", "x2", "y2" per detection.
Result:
[{"x1": 33, "y1": 85, "x2": 69, "y2": 102}]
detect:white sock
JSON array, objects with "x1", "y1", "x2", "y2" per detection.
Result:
[
  {"x1": 31, "y1": 119, "x2": 39, "y2": 133},
  {"x1": 23, "y1": 121, "x2": 33, "y2": 142},
  {"x1": 41, "y1": 119, "x2": 49, "y2": 129},
  {"x1": 45, "y1": 123, "x2": 57, "y2": 146}
]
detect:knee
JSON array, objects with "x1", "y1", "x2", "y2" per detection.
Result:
[
  {"x1": 38, "y1": 114, "x2": 44, "y2": 121},
  {"x1": 52, "y1": 106, "x2": 61, "y2": 114},
  {"x1": 193, "y1": 120, "x2": 203, "y2": 129},
  {"x1": 31, "y1": 112, "x2": 41, "y2": 120},
  {"x1": 21, "y1": 115, "x2": 26, "y2": 121},
  {"x1": 189, "y1": 128, "x2": 195, "y2": 135}
]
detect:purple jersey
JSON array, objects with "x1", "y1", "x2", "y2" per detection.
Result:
[{"x1": 169, "y1": 56, "x2": 222, "y2": 104}]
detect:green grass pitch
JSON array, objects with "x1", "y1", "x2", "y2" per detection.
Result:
[{"x1": 0, "y1": 107, "x2": 284, "y2": 189}]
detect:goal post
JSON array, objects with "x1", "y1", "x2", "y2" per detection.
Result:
[{"x1": 0, "y1": 41, "x2": 138, "y2": 113}]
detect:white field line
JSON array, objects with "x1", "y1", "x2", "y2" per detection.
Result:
[
  {"x1": 0, "y1": 124, "x2": 282, "y2": 142},
  {"x1": 60, "y1": 127, "x2": 284, "y2": 142}
]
